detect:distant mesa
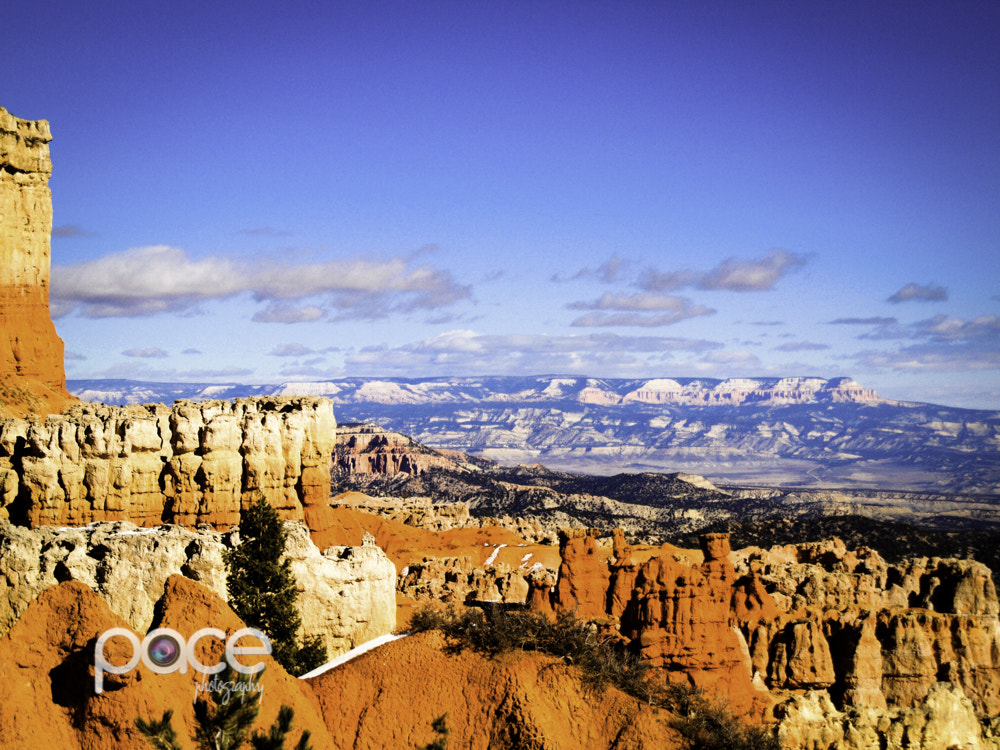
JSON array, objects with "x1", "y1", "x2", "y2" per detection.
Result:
[
  {"x1": 0, "y1": 106, "x2": 74, "y2": 418},
  {"x1": 69, "y1": 375, "x2": 884, "y2": 408}
]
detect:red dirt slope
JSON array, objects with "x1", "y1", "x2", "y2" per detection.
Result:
[
  {"x1": 0, "y1": 576, "x2": 334, "y2": 749},
  {"x1": 306, "y1": 629, "x2": 684, "y2": 750}
]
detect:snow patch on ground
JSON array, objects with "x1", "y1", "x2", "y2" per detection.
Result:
[
  {"x1": 298, "y1": 633, "x2": 410, "y2": 680},
  {"x1": 484, "y1": 544, "x2": 507, "y2": 566}
]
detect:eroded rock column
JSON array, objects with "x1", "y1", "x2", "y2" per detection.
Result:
[{"x1": 0, "y1": 106, "x2": 71, "y2": 415}]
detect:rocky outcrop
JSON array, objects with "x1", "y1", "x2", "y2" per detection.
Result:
[
  {"x1": 0, "y1": 106, "x2": 72, "y2": 417},
  {"x1": 776, "y1": 683, "x2": 994, "y2": 750},
  {"x1": 0, "y1": 518, "x2": 395, "y2": 656},
  {"x1": 285, "y1": 524, "x2": 397, "y2": 654},
  {"x1": 531, "y1": 529, "x2": 1000, "y2": 730},
  {"x1": 620, "y1": 376, "x2": 880, "y2": 406},
  {"x1": 552, "y1": 529, "x2": 611, "y2": 619},
  {"x1": 307, "y1": 628, "x2": 686, "y2": 750},
  {"x1": 330, "y1": 490, "x2": 473, "y2": 531},
  {"x1": 0, "y1": 396, "x2": 335, "y2": 528},
  {"x1": 398, "y1": 555, "x2": 530, "y2": 605},
  {"x1": 335, "y1": 423, "x2": 481, "y2": 479}
]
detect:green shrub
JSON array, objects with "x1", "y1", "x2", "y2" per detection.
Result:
[{"x1": 415, "y1": 713, "x2": 449, "y2": 750}]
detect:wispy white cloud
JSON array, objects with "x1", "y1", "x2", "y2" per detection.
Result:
[
  {"x1": 252, "y1": 303, "x2": 325, "y2": 323},
  {"x1": 688, "y1": 349, "x2": 765, "y2": 371},
  {"x1": 773, "y1": 341, "x2": 830, "y2": 352},
  {"x1": 560, "y1": 254, "x2": 631, "y2": 284},
  {"x1": 183, "y1": 367, "x2": 255, "y2": 378},
  {"x1": 122, "y1": 347, "x2": 168, "y2": 358},
  {"x1": 854, "y1": 314, "x2": 1000, "y2": 372},
  {"x1": 52, "y1": 224, "x2": 98, "y2": 238},
  {"x1": 568, "y1": 292, "x2": 715, "y2": 327},
  {"x1": 344, "y1": 329, "x2": 721, "y2": 376},
  {"x1": 82, "y1": 361, "x2": 255, "y2": 381},
  {"x1": 64, "y1": 351, "x2": 87, "y2": 360},
  {"x1": 269, "y1": 343, "x2": 315, "y2": 357},
  {"x1": 639, "y1": 249, "x2": 808, "y2": 292},
  {"x1": 829, "y1": 317, "x2": 898, "y2": 326},
  {"x1": 52, "y1": 245, "x2": 471, "y2": 320},
  {"x1": 887, "y1": 282, "x2": 947, "y2": 304}
]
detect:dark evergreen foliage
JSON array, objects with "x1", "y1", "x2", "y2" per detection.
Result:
[
  {"x1": 415, "y1": 713, "x2": 449, "y2": 750},
  {"x1": 223, "y1": 494, "x2": 327, "y2": 676},
  {"x1": 135, "y1": 709, "x2": 183, "y2": 750},
  {"x1": 136, "y1": 665, "x2": 312, "y2": 750}
]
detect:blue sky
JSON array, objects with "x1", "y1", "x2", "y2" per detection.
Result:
[{"x1": 4, "y1": 0, "x2": 999, "y2": 408}]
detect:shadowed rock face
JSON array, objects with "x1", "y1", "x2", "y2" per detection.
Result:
[
  {"x1": 0, "y1": 106, "x2": 72, "y2": 417},
  {"x1": 0, "y1": 396, "x2": 336, "y2": 527}
]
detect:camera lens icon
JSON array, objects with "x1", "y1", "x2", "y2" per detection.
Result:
[{"x1": 147, "y1": 633, "x2": 183, "y2": 668}]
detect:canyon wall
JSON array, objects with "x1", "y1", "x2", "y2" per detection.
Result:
[
  {"x1": 0, "y1": 396, "x2": 336, "y2": 528},
  {"x1": 0, "y1": 518, "x2": 396, "y2": 656},
  {"x1": 0, "y1": 106, "x2": 71, "y2": 417}
]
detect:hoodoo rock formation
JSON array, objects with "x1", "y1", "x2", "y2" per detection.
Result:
[
  {"x1": 530, "y1": 529, "x2": 770, "y2": 716},
  {"x1": 531, "y1": 529, "x2": 1000, "y2": 744},
  {"x1": 0, "y1": 396, "x2": 335, "y2": 528},
  {"x1": 0, "y1": 107, "x2": 72, "y2": 418},
  {"x1": 734, "y1": 538, "x2": 1000, "y2": 718}
]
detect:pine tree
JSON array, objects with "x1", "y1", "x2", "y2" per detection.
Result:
[
  {"x1": 135, "y1": 710, "x2": 183, "y2": 750},
  {"x1": 191, "y1": 665, "x2": 262, "y2": 750},
  {"x1": 223, "y1": 493, "x2": 327, "y2": 676}
]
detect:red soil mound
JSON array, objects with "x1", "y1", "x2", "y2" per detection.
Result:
[
  {"x1": 0, "y1": 576, "x2": 334, "y2": 749},
  {"x1": 306, "y1": 629, "x2": 684, "y2": 750}
]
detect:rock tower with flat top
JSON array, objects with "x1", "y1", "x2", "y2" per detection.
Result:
[{"x1": 0, "y1": 106, "x2": 71, "y2": 416}]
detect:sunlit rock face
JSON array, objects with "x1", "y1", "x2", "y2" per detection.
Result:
[
  {"x1": 0, "y1": 518, "x2": 396, "y2": 657},
  {"x1": 0, "y1": 106, "x2": 72, "y2": 417},
  {"x1": 0, "y1": 396, "x2": 336, "y2": 527}
]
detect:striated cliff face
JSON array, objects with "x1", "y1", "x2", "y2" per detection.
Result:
[
  {"x1": 0, "y1": 107, "x2": 71, "y2": 417},
  {"x1": 616, "y1": 376, "x2": 880, "y2": 406},
  {"x1": 0, "y1": 396, "x2": 336, "y2": 528},
  {"x1": 0, "y1": 518, "x2": 396, "y2": 656}
]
